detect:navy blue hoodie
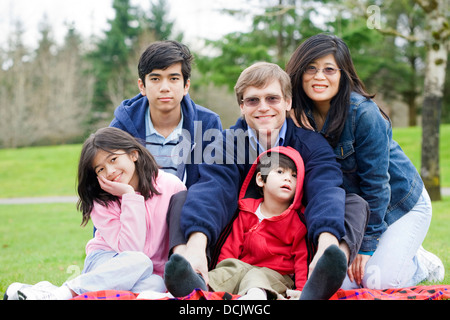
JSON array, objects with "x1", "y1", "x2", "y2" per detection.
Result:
[{"x1": 110, "y1": 93, "x2": 222, "y2": 188}]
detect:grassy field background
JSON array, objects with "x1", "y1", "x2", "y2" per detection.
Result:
[{"x1": 0, "y1": 125, "x2": 449, "y2": 296}]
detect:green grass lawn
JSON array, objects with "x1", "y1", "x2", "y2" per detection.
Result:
[
  {"x1": 393, "y1": 125, "x2": 450, "y2": 188},
  {"x1": 0, "y1": 144, "x2": 81, "y2": 198},
  {"x1": 0, "y1": 203, "x2": 93, "y2": 294},
  {"x1": 0, "y1": 125, "x2": 449, "y2": 297},
  {"x1": 0, "y1": 125, "x2": 448, "y2": 200}
]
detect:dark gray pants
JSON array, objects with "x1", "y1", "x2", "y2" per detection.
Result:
[{"x1": 341, "y1": 193, "x2": 370, "y2": 264}]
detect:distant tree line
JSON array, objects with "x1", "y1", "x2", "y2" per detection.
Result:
[{"x1": 0, "y1": 0, "x2": 180, "y2": 148}]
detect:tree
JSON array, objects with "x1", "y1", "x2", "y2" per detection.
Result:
[
  {"x1": 32, "y1": 17, "x2": 57, "y2": 143},
  {"x1": 344, "y1": 0, "x2": 448, "y2": 200},
  {"x1": 88, "y1": 0, "x2": 141, "y2": 119},
  {"x1": 0, "y1": 21, "x2": 31, "y2": 148},
  {"x1": 143, "y1": 0, "x2": 182, "y2": 41},
  {"x1": 0, "y1": 18, "x2": 93, "y2": 147},
  {"x1": 394, "y1": 2, "x2": 426, "y2": 126},
  {"x1": 416, "y1": 0, "x2": 449, "y2": 200},
  {"x1": 442, "y1": 59, "x2": 450, "y2": 122},
  {"x1": 50, "y1": 23, "x2": 94, "y2": 143},
  {"x1": 334, "y1": 0, "x2": 427, "y2": 126},
  {"x1": 196, "y1": 0, "x2": 324, "y2": 91},
  {"x1": 88, "y1": 0, "x2": 183, "y2": 126}
]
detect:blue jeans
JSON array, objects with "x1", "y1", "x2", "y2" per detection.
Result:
[
  {"x1": 65, "y1": 250, "x2": 166, "y2": 295},
  {"x1": 341, "y1": 187, "x2": 432, "y2": 289}
]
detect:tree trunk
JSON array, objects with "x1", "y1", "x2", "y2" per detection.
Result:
[
  {"x1": 407, "y1": 90, "x2": 418, "y2": 127},
  {"x1": 421, "y1": 95, "x2": 442, "y2": 200},
  {"x1": 417, "y1": 0, "x2": 449, "y2": 201},
  {"x1": 407, "y1": 55, "x2": 418, "y2": 127}
]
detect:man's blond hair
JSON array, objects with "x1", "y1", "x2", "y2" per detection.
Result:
[{"x1": 234, "y1": 62, "x2": 292, "y2": 105}]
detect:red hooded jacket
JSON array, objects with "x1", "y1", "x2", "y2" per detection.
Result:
[{"x1": 218, "y1": 146, "x2": 308, "y2": 290}]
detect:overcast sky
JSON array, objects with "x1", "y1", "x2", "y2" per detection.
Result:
[{"x1": 0, "y1": 0, "x2": 253, "y2": 50}]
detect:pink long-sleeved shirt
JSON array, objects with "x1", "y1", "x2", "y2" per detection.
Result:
[{"x1": 85, "y1": 170, "x2": 186, "y2": 277}]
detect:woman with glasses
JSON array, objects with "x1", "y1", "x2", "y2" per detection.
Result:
[{"x1": 286, "y1": 34, "x2": 444, "y2": 290}]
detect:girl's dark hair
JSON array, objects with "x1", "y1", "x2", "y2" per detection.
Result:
[
  {"x1": 77, "y1": 127, "x2": 161, "y2": 226},
  {"x1": 286, "y1": 33, "x2": 381, "y2": 147}
]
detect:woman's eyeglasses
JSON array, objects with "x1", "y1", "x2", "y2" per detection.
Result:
[
  {"x1": 304, "y1": 66, "x2": 341, "y2": 76},
  {"x1": 241, "y1": 95, "x2": 282, "y2": 107}
]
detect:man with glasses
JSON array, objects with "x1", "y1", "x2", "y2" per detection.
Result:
[{"x1": 164, "y1": 62, "x2": 369, "y2": 300}]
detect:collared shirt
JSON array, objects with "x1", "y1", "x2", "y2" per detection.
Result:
[
  {"x1": 145, "y1": 106, "x2": 183, "y2": 177},
  {"x1": 247, "y1": 120, "x2": 287, "y2": 154}
]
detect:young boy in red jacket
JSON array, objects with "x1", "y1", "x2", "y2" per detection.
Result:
[{"x1": 208, "y1": 146, "x2": 308, "y2": 299}]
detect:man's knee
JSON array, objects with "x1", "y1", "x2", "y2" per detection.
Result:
[{"x1": 343, "y1": 193, "x2": 370, "y2": 263}]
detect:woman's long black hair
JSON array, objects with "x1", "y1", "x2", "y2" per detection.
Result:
[
  {"x1": 286, "y1": 34, "x2": 379, "y2": 147},
  {"x1": 77, "y1": 127, "x2": 161, "y2": 226}
]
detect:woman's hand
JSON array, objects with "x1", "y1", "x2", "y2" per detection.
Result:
[
  {"x1": 97, "y1": 175, "x2": 135, "y2": 197},
  {"x1": 348, "y1": 254, "x2": 371, "y2": 286}
]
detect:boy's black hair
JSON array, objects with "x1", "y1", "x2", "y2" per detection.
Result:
[
  {"x1": 256, "y1": 152, "x2": 297, "y2": 184},
  {"x1": 138, "y1": 40, "x2": 193, "y2": 86}
]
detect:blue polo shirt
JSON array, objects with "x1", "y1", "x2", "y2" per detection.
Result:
[
  {"x1": 145, "y1": 106, "x2": 184, "y2": 177},
  {"x1": 247, "y1": 120, "x2": 287, "y2": 153}
]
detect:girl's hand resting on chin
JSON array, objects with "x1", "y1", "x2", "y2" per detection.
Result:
[{"x1": 97, "y1": 175, "x2": 135, "y2": 197}]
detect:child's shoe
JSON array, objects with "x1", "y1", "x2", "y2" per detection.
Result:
[
  {"x1": 17, "y1": 281, "x2": 62, "y2": 300},
  {"x1": 3, "y1": 283, "x2": 32, "y2": 300}
]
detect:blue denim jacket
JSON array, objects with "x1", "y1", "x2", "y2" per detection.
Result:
[{"x1": 306, "y1": 92, "x2": 424, "y2": 252}]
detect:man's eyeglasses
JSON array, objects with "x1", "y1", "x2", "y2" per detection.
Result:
[
  {"x1": 304, "y1": 66, "x2": 341, "y2": 76},
  {"x1": 242, "y1": 95, "x2": 282, "y2": 107}
]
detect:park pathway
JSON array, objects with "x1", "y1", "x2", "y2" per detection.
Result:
[
  {"x1": 0, "y1": 196, "x2": 78, "y2": 205},
  {"x1": 1, "y1": 189, "x2": 450, "y2": 205}
]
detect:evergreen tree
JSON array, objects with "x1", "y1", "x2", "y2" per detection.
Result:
[
  {"x1": 145, "y1": 0, "x2": 180, "y2": 41},
  {"x1": 88, "y1": 0, "x2": 140, "y2": 117},
  {"x1": 88, "y1": 0, "x2": 182, "y2": 124}
]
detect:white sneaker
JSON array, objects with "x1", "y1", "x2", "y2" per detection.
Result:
[
  {"x1": 416, "y1": 246, "x2": 445, "y2": 282},
  {"x1": 3, "y1": 283, "x2": 32, "y2": 300},
  {"x1": 17, "y1": 281, "x2": 61, "y2": 300}
]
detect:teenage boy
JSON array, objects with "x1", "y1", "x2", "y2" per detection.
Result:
[
  {"x1": 110, "y1": 40, "x2": 222, "y2": 188},
  {"x1": 164, "y1": 62, "x2": 369, "y2": 300}
]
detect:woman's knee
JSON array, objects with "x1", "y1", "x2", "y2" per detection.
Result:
[{"x1": 362, "y1": 263, "x2": 406, "y2": 289}]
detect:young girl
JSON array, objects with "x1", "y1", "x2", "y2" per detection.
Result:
[
  {"x1": 286, "y1": 34, "x2": 444, "y2": 289},
  {"x1": 4, "y1": 127, "x2": 186, "y2": 300}
]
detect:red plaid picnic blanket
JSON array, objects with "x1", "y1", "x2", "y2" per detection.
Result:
[
  {"x1": 72, "y1": 288, "x2": 239, "y2": 300},
  {"x1": 72, "y1": 285, "x2": 450, "y2": 300},
  {"x1": 330, "y1": 285, "x2": 450, "y2": 300}
]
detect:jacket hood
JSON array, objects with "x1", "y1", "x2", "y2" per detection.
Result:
[
  {"x1": 239, "y1": 146, "x2": 305, "y2": 217},
  {"x1": 113, "y1": 93, "x2": 199, "y2": 140}
]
